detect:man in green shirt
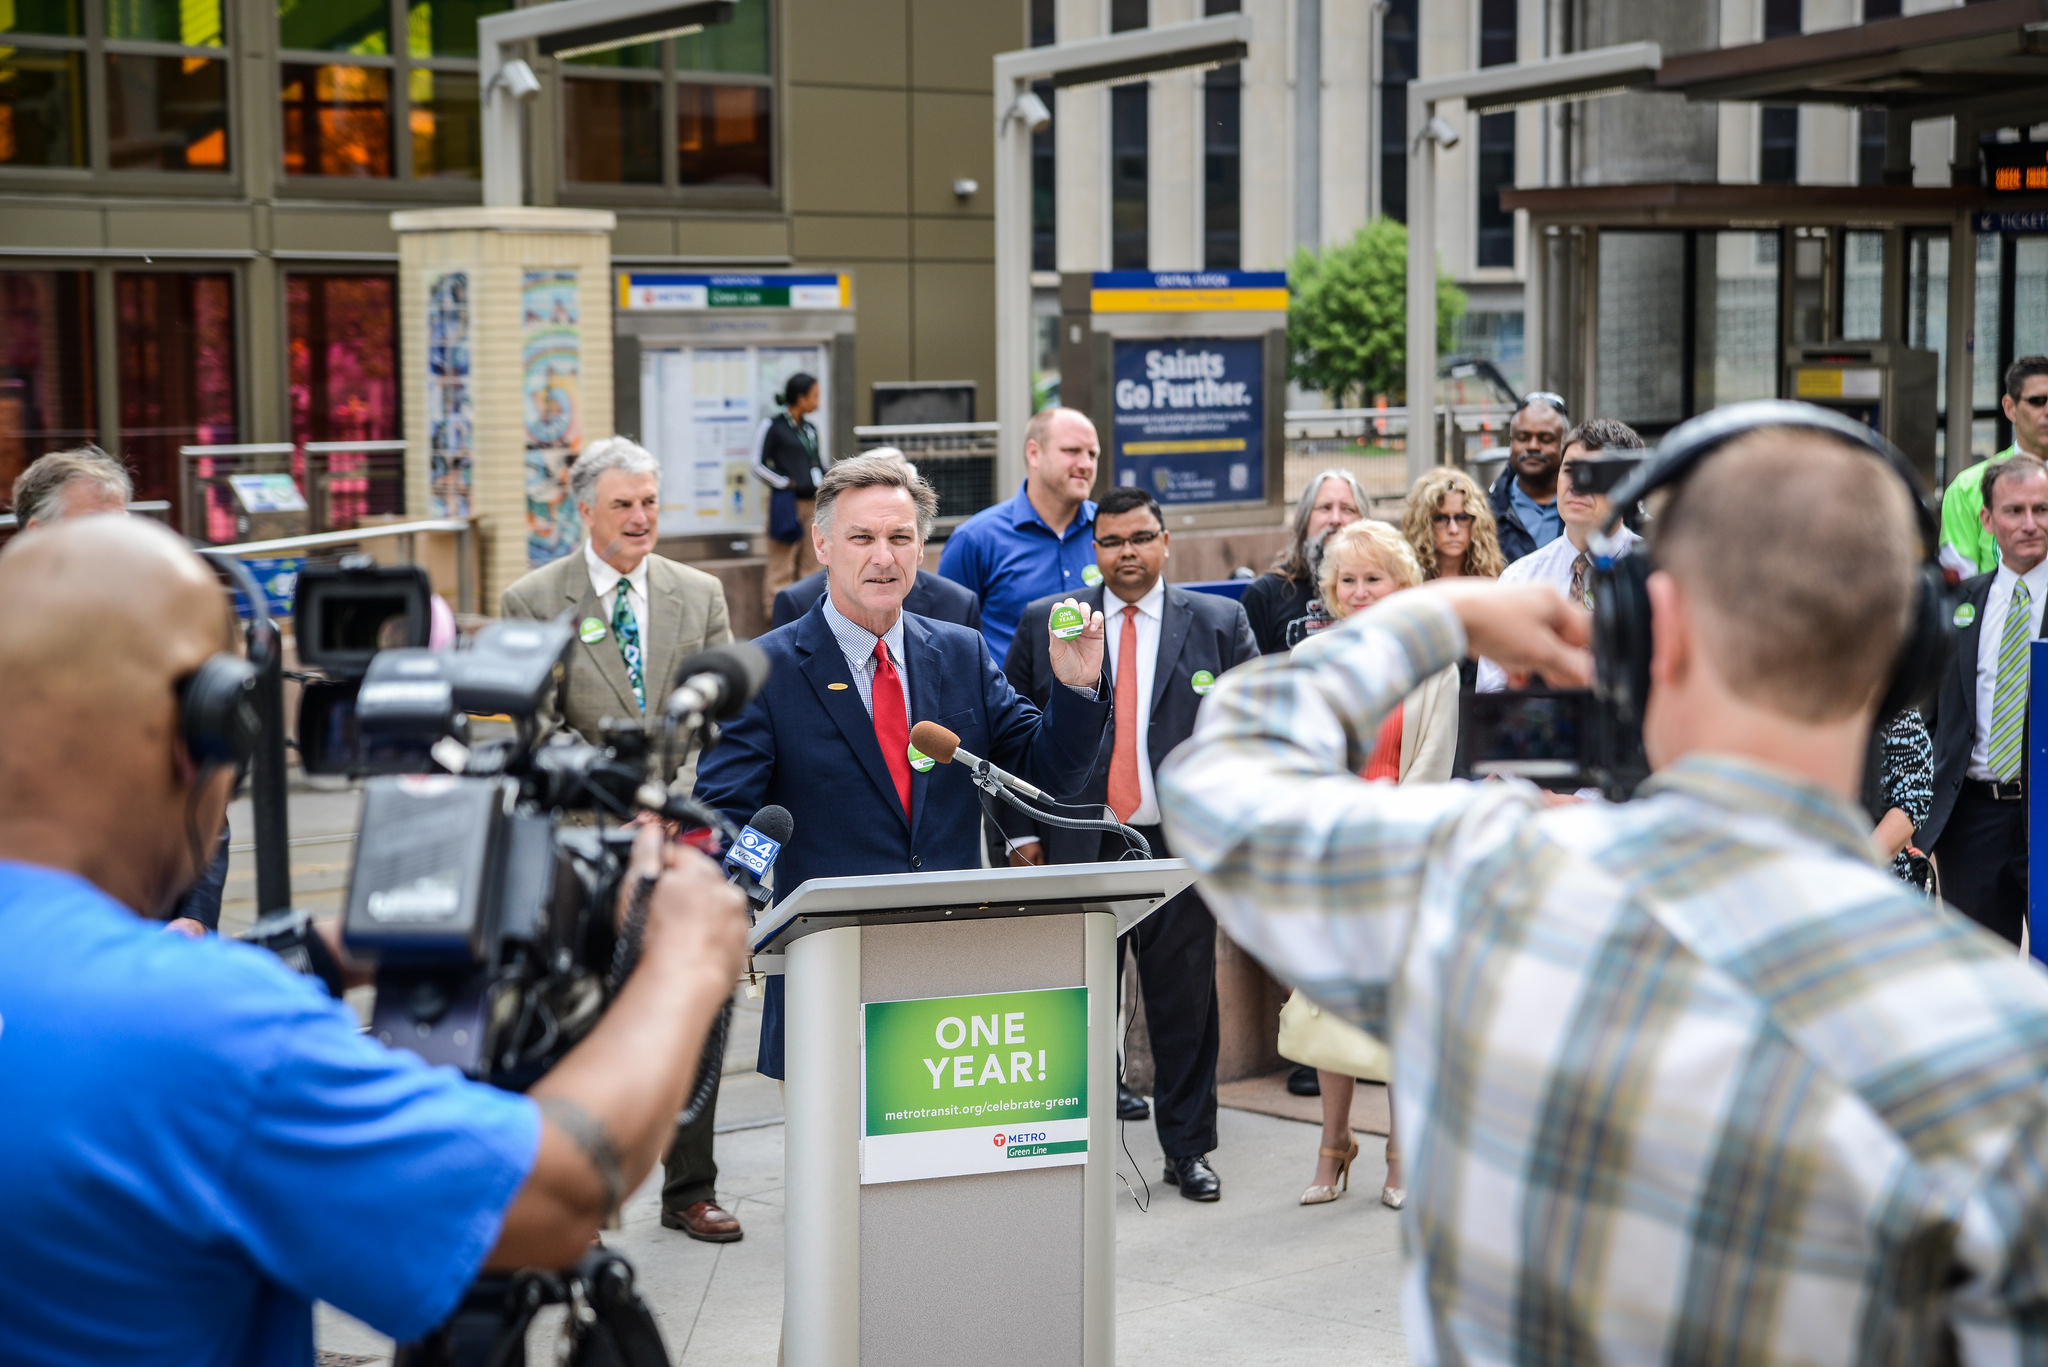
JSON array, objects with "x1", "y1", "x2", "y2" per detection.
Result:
[{"x1": 1942, "y1": 355, "x2": 2048, "y2": 575}]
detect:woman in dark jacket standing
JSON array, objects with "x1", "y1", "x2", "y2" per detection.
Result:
[{"x1": 753, "y1": 372, "x2": 825, "y2": 618}]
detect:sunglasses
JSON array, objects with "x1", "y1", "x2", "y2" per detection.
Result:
[
  {"x1": 1520, "y1": 392, "x2": 1570, "y2": 418},
  {"x1": 2019, "y1": 393, "x2": 2048, "y2": 410},
  {"x1": 1431, "y1": 512, "x2": 1474, "y2": 527}
]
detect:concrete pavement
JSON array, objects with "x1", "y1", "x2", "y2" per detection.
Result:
[{"x1": 233, "y1": 789, "x2": 1410, "y2": 1364}]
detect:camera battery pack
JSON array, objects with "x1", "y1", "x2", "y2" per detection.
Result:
[{"x1": 344, "y1": 775, "x2": 512, "y2": 967}]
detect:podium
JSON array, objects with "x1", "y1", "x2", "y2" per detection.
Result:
[{"x1": 749, "y1": 859, "x2": 1196, "y2": 1366}]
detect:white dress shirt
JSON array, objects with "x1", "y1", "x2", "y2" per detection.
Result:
[
  {"x1": 583, "y1": 539, "x2": 650, "y2": 634},
  {"x1": 1969, "y1": 557, "x2": 2048, "y2": 779},
  {"x1": 1475, "y1": 525, "x2": 1640, "y2": 693},
  {"x1": 1105, "y1": 578, "x2": 1166, "y2": 826}
]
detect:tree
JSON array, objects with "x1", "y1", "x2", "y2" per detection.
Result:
[{"x1": 1286, "y1": 218, "x2": 1466, "y2": 408}]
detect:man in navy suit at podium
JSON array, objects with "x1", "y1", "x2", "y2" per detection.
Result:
[{"x1": 693, "y1": 452, "x2": 1111, "y2": 1079}]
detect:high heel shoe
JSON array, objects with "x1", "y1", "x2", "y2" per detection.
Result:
[{"x1": 1299, "y1": 1137, "x2": 1360, "y2": 1206}]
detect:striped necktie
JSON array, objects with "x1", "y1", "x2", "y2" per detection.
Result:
[{"x1": 1987, "y1": 579, "x2": 2032, "y2": 782}]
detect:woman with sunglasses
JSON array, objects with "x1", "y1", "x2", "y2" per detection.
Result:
[{"x1": 1401, "y1": 468, "x2": 1506, "y2": 583}]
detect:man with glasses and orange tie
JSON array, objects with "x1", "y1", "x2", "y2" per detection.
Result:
[
  {"x1": 1922, "y1": 453, "x2": 2048, "y2": 946},
  {"x1": 1941, "y1": 357, "x2": 2048, "y2": 577},
  {"x1": 1001, "y1": 486, "x2": 1259, "y2": 1201}
]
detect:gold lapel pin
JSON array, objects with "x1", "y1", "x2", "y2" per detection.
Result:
[{"x1": 827, "y1": 682, "x2": 850, "y2": 691}]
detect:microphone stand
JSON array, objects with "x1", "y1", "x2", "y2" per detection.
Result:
[{"x1": 965, "y1": 760, "x2": 1153, "y2": 860}]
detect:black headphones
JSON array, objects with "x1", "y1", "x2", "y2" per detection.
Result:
[
  {"x1": 1591, "y1": 400, "x2": 1953, "y2": 737},
  {"x1": 176, "y1": 553, "x2": 275, "y2": 772}
]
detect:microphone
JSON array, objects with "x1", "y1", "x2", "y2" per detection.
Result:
[
  {"x1": 908, "y1": 721, "x2": 1047, "y2": 802},
  {"x1": 908, "y1": 720, "x2": 1153, "y2": 860},
  {"x1": 724, "y1": 803, "x2": 793, "y2": 913},
  {"x1": 666, "y1": 642, "x2": 771, "y2": 722}
]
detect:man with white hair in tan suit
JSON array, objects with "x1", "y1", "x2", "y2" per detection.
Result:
[{"x1": 500, "y1": 434, "x2": 744, "y2": 1245}]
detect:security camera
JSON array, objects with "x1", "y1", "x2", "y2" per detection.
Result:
[
  {"x1": 492, "y1": 58, "x2": 542, "y2": 102},
  {"x1": 1422, "y1": 115, "x2": 1459, "y2": 150},
  {"x1": 952, "y1": 178, "x2": 979, "y2": 199},
  {"x1": 1008, "y1": 90, "x2": 1052, "y2": 134}
]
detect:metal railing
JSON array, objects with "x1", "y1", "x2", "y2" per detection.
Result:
[
  {"x1": 180, "y1": 440, "x2": 408, "y2": 545},
  {"x1": 854, "y1": 421, "x2": 1001, "y2": 527},
  {"x1": 208, "y1": 518, "x2": 477, "y2": 616},
  {"x1": 0, "y1": 499, "x2": 171, "y2": 532}
]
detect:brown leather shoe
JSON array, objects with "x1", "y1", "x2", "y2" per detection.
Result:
[{"x1": 661, "y1": 1199, "x2": 743, "y2": 1242}]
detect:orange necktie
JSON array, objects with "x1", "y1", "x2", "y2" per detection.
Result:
[{"x1": 1108, "y1": 605, "x2": 1142, "y2": 823}]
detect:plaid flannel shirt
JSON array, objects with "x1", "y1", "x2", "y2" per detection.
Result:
[{"x1": 1157, "y1": 590, "x2": 2048, "y2": 1366}]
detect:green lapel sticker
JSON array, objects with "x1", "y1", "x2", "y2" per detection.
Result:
[
  {"x1": 1081, "y1": 564, "x2": 1104, "y2": 587},
  {"x1": 1190, "y1": 669, "x2": 1217, "y2": 696},
  {"x1": 1954, "y1": 601, "x2": 1977, "y2": 629},
  {"x1": 906, "y1": 742, "x2": 935, "y2": 773},
  {"x1": 1049, "y1": 602, "x2": 1087, "y2": 640},
  {"x1": 579, "y1": 616, "x2": 608, "y2": 644}
]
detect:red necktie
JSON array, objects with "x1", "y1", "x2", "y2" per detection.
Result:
[
  {"x1": 1107, "y1": 605, "x2": 1142, "y2": 823},
  {"x1": 872, "y1": 639, "x2": 912, "y2": 819}
]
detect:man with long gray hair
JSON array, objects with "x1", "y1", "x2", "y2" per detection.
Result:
[
  {"x1": 1238, "y1": 469, "x2": 1369, "y2": 656},
  {"x1": 500, "y1": 434, "x2": 745, "y2": 1244}
]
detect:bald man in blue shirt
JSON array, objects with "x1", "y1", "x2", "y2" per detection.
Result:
[{"x1": 937, "y1": 406, "x2": 1102, "y2": 660}]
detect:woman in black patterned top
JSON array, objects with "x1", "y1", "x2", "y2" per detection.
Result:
[{"x1": 1866, "y1": 709, "x2": 1934, "y2": 886}]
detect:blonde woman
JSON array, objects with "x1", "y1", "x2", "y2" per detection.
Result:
[
  {"x1": 1288, "y1": 519, "x2": 1457, "y2": 1209},
  {"x1": 1401, "y1": 467, "x2": 1507, "y2": 582}
]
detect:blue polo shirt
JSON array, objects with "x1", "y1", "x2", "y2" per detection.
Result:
[
  {"x1": 0, "y1": 862, "x2": 541, "y2": 1367},
  {"x1": 935, "y1": 483, "x2": 1099, "y2": 659}
]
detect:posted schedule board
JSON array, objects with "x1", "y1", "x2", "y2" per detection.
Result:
[
  {"x1": 861, "y1": 986, "x2": 1089, "y2": 1185},
  {"x1": 1111, "y1": 336, "x2": 1265, "y2": 505}
]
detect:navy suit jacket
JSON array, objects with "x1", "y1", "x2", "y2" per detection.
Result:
[
  {"x1": 1921, "y1": 569, "x2": 2040, "y2": 851},
  {"x1": 770, "y1": 568, "x2": 982, "y2": 632},
  {"x1": 1000, "y1": 583, "x2": 1259, "y2": 864},
  {"x1": 694, "y1": 594, "x2": 1110, "y2": 1077}
]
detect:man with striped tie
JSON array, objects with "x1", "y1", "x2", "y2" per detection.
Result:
[{"x1": 1925, "y1": 453, "x2": 2048, "y2": 945}]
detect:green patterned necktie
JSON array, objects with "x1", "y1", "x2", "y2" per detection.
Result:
[
  {"x1": 1987, "y1": 579, "x2": 2032, "y2": 781},
  {"x1": 612, "y1": 581, "x2": 645, "y2": 713}
]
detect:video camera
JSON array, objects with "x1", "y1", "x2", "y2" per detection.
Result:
[
  {"x1": 259, "y1": 558, "x2": 765, "y2": 1089},
  {"x1": 1453, "y1": 450, "x2": 1648, "y2": 800}
]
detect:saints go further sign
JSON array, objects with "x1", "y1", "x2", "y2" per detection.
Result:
[{"x1": 861, "y1": 987, "x2": 1089, "y2": 1184}]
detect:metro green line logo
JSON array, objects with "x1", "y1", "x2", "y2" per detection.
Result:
[{"x1": 861, "y1": 986, "x2": 1090, "y2": 1184}]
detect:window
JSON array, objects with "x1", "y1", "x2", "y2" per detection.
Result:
[
  {"x1": 0, "y1": 270, "x2": 96, "y2": 494},
  {"x1": 289, "y1": 273, "x2": 402, "y2": 527},
  {"x1": 1111, "y1": 0, "x2": 1146, "y2": 33},
  {"x1": 115, "y1": 270, "x2": 236, "y2": 514},
  {"x1": 1, "y1": 0, "x2": 230, "y2": 174},
  {"x1": 1110, "y1": 83, "x2": 1147, "y2": 271},
  {"x1": 275, "y1": 0, "x2": 506, "y2": 180},
  {"x1": 1759, "y1": 107, "x2": 1798, "y2": 184},
  {"x1": 1030, "y1": 0, "x2": 1054, "y2": 271},
  {"x1": 1203, "y1": 65, "x2": 1239, "y2": 270},
  {"x1": 560, "y1": 1, "x2": 773, "y2": 192},
  {"x1": 1379, "y1": 0, "x2": 1416, "y2": 221}
]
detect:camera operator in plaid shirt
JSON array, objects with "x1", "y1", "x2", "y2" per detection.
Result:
[{"x1": 1161, "y1": 423, "x2": 2048, "y2": 1365}]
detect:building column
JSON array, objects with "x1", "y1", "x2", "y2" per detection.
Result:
[
  {"x1": 1054, "y1": 0, "x2": 1108, "y2": 272},
  {"x1": 1238, "y1": 0, "x2": 1291, "y2": 269},
  {"x1": 1320, "y1": 0, "x2": 1372, "y2": 245},
  {"x1": 1150, "y1": 0, "x2": 1204, "y2": 269}
]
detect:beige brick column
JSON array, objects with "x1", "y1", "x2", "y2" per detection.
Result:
[{"x1": 392, "y1": 207, "x2": 617, "y2": 613}]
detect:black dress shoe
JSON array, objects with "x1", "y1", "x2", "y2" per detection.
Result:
[
  {"x1": 1162, "y1": 1154, "x2": 1221, "y2": 1201},
  {"x1": 1117, "y1": 1082, "x2": 1150, "y2": 1121},
  {"x1": 1286, "y1": 1064, "x2": 1321, "y2": 1097}
]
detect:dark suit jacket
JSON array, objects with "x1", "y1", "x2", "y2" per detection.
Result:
[
  {"x1": 1000, "y1": 583, "x2": 1259, "y2": 863},
  {"x1": 1489, "y1": 466, "x2": 1540, "y2": 565},
  {"x1": 1922, "y1": 569, "x2": 2035, "y2": 851},
  {"x1": 694, "y1": 595, "x2": 1110, "y2": 1076},
  {"x1": 771, "y1": 568, "x2": 981, "y2": 632}
]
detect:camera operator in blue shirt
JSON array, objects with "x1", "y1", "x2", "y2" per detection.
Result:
[{"x1": 0, "y1": 516, "x2": 749, "y2": 1367}]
